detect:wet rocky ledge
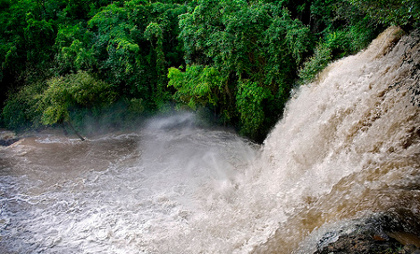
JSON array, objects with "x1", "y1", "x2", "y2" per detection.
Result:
[
  {"x1": 314, "y1": 212, "x2": 420, "y2": 254},
  {"x1": 0, "y1": 130, "x2": 20, "y2": 146}
]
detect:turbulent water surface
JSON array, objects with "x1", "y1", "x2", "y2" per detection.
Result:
[{"x1": 1, "y1": 27, "x2": 419, "y2": 253}]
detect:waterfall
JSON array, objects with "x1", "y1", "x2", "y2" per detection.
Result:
[
  {"x1": 255, "y1": 26, "x2": 420, "y2": 253},
  {"x1": 0, "y1": 27, "x2": 418, "y2": 253}
]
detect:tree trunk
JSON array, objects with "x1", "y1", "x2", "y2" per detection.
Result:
[
  {"x1": 66, "y1": 120, "x2": 85, "y2": 141},
  {"x1": 62, "y1": 123, "x2": 68, "y2": 136}
]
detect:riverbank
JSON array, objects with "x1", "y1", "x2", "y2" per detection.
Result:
[{"x1": 0, "y1": 130, "x2": 19, "y2": 146}]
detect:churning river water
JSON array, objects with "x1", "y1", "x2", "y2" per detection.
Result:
[{"x1": 1, "y1": 27, "x2": 419, "y2": 253}]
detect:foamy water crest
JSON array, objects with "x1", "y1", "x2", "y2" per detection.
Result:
[
  {"x1": 0, "y1": 27, "x2": 419, "y2": 253},
  {"x1": 0, "y1": 113, "x2": 260, "y2": 253}
]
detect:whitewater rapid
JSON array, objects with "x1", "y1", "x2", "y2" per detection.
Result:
[
  {"x1": 0, "y1": 27, "x2": 419, "y2": 253},
  {"x1": 257, "y1": 26, "x2": 420, "y2": 253},
  {"x1": 0, "y1": 114, "x2": 259, "y2": 253}
]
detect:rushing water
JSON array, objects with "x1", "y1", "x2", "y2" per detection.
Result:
[{"x1": 0, "y1": 27, "x2": 419, "y2": 253}]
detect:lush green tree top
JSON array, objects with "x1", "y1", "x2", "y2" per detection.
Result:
[
  {"x1": 39, "y1": 71, "x2": 116, "y2": 125},
  {"x1": 1, "y1": 0, "x2": 417, "y2": 140},
  {"x1": 349, "y1": 0, "x2": 419, "y2": 28}
]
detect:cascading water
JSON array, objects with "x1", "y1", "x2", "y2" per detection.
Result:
[
  {"x1": 255, "y1": 26, "x2": 420, "y2": 253},
  {"x1": 0, "y1": 27, "x2": 419, "y2": 253}
]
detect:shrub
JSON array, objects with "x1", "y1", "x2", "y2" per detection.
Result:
[
  {"x1": 38, "y1": 71, "x2": 117, "y2": 126},
  {"x1": 2, "y1": 82, "x2": 46, "y2": 130}
]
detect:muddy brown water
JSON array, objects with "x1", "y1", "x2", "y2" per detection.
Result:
[{"x1": 0, "y1": 27, "x2": 419, "y2": 253}]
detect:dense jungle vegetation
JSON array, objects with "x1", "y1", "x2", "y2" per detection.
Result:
[{"x1": 1, "y1": 0, "x2": 418, "y2": 142}]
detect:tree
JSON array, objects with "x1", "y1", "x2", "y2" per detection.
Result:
[
  {"x1": 38, "y1": 72, "x2": 116, "y2": 140},
  {"x1": 348, "y1": 0, "x2": 419, "y2": 27},
  {"x1": 170, "y1": 0, "x2": 311, "y2": 140}
]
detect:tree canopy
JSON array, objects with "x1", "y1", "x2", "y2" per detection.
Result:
[{"x1": 1, "y1": 0, "x2": 417, "y2": 141}]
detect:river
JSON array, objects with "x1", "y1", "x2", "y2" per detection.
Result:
[{"x1": 0, "y1": 27, "x2": 419, "y2": 253}]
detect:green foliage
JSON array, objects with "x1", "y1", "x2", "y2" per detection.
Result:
[
  {"x1": 145, "y1": 21, "x2": 166, "y2": 101},
  {"x1": 172, "y1": 0, "x2": 312, "y2": 139},
  {"x1": 0, "y1": 1, "x2": 29, "y2": 80},
  {"x1": 236, "y1": 80, "x2": 272, "y2": 137},
  {"x1": 0, "y1": 0, "x2": 418, "y2": 140},
  {"x1": 55, "y1": 23, "x2": 95, "y2": 72},
  {"x1": 298, "y1": 0, "x2": 381, "y2": 84},
  {"x1": 298, "y1": 44, "x2": 332, "y2": 84},
  {"x1": 0, "y1": 0, "x2": 188, "y2": 131},
  {"x1": 127, "y1": 98, "x2": 145, "y2": 114},
  {"x1": 24, "y1": 15, "x2": 56, "y2": 64},
  {"x1": 55, "y1": 0, "x2": 188, "y2": 109},
  {"x1": 86, "y1": 2, "x2": 141, "y2": 81},
  {"x1": 38, "y1": 71, "x2": 116, "y2": 126},
  {"x1": 348, "y1": 0, "x2": 420, "y2": 27},
  {"x1": 2, "y1": 82, "x2": 46, "y2": 130},
  {"x1": 168, "y1": 65, "x2": 226, "y2": 110}
]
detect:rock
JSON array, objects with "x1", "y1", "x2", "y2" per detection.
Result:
[
  {"x1": 314, "y1": 229, "x2": 403, "y2": 254},
  {"x1": 314, "y1": 212, "x2": 420, "y2": 254},
  {"x1": 400, "y1": 245, "x2": 420, "y2": 254},
  {"x1": 0, "y1": 130, "x2": 19, "y2": 146}
]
